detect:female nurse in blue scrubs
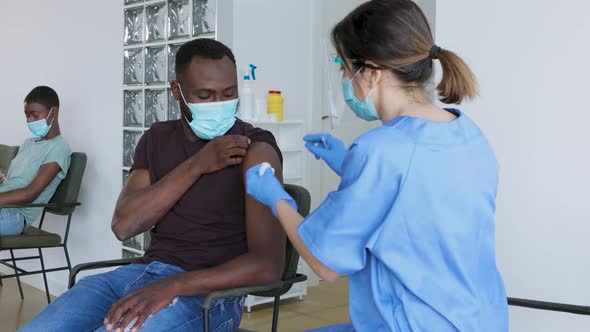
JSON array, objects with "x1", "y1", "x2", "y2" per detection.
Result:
[{"x1": 246, "y1": 0, "x2": 509, "y2": 331}]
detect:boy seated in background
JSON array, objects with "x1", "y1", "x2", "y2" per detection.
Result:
[{"x1": 0, "y1": 86, "x2": 71, "y2": 235}]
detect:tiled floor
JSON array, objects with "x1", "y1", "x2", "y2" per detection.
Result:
[
  {"x1": 0, "y1": 278, "x2": 57, "y2": 332},
  {"x1": 0, "y1": 277, "x2": 350, "y2": 332}
]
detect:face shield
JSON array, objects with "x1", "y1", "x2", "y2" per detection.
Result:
[{"x1": 322, "y1": 41, "x2": 347, "y2": 130}]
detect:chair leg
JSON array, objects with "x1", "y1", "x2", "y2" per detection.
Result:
[
  {"x1": 10, "y1": 250, "x2": 24, "y2": 300},
  {"x1": 271, "y1": 296, "x2": 280, "y2": 332},
  {"x1": 202, "y1": 307, "x2": 210, "y2": 332},
  {"x1": 0, "y1": 253, "x2": 3, "y2": 286},
  {"x1": 63, "y1": 244, "x2": 72, "y2": 272},
  {"x1": 38, "y1": 248, "x2": 51, "y2": 304}
]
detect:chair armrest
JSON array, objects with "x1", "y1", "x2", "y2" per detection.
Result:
[
  {"x1": 0, "y1": 202, "x2": 81, "y2": 209},
  {"x1": 201, "y1": 273, "x2": 308, "y2": 310},
  {"x1": 68, "y1": 258, "x2": 136, "y2": 289},
  {"x1": 508, "y1": 297, "x2": 590, "y2": 315},
  {"x1": 283, "y1": 273, "x2": 308, "y2": 285}
]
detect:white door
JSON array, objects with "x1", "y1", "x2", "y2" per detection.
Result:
[{"x1": 309, "y1": 0, "x2": 374, "y2": 210}]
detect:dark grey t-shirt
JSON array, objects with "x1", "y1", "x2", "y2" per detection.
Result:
[{"x1": 131, "y1": 119, "x2": 282, "y2": 272}]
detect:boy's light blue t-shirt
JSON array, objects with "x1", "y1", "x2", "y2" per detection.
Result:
[{"x1": 0, "y1": 135, "x2": 71, "y2": 225}]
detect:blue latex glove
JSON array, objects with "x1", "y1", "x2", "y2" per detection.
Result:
[
  {"x1": 246, "y1": 163, "x2": 298, "y2": 218},
  {"x1": 304, "y1": 133, "x2": 347, "y2": 176}
]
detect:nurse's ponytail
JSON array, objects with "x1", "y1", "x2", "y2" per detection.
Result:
[
  {"x1": 434, "y1": 48, "x2": 478, "y2": 104},
  {"x1": 332, "y1": 0, "x2": 478, "y2": 105}
]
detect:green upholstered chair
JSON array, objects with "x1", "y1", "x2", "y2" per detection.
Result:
[
  {"x1": 68, "y1": 184, "x2": 312, "y2": 332},
  {"x1": 0, "y1": 150, "x2": 87, "y2": 303},
  {"x1": 0, "y1": 144, "x2": 19, "y2": 172}
]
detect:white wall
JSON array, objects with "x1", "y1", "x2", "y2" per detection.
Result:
[
  {"x1": 0, "y1": 0, "x2": 123, "y2": 295},
  {"x1": 232, "y1": 0, "x2": 314, "y2": 123},
  {"x1": 436, "y1": 1, "x2": 590, "y2": 330}
]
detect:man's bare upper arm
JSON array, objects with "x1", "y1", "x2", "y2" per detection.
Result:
[
  {"x1": 121, "y1": 169, "x2": 151, "y2": 196},
  {"x1": 242, "y1": 142, "x2": 286, "y2": 263},
  {"x1": 112, "y1": 169, "x2": 150, "y2": 227}
]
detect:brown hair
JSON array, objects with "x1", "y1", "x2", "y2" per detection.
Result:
[{"x1": 332, "y1": 0, "x2": 477, "y2": 104}]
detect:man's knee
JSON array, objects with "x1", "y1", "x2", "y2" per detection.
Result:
[{"x1": 19, "y1": 273, "x2": 122, "y2": 331}]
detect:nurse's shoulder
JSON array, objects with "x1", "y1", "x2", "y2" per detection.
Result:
[{"x1": 348, "y1": 124, "x2": 417, "y2": 170}]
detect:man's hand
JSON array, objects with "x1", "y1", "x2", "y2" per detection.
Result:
[
  {"x1": 104, "y1": 278, "x2": 179, "y2": 332},
  {"x1": 192, "y1": 135, "x2": 251, "y2": 174},
  {"x1": 111, "y1": 135, "x2": 250, "y2": 241},
  {"x1": 0, "y1": 170, "x2": 6, "y2": 184}
]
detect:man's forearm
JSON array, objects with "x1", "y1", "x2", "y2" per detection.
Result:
[
  {"x1": 168, "y1": 252, "x2": 283, "y2": 297},
  {"x1": 112, "y1": 157, "x2": 203, "y2": 240}
]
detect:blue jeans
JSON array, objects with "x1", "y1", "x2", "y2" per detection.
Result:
[
  {"x1": 0, "y1": 208, "x2": 26, "y2": 235},
  {"x1": 19, "y1": 261, "x2": 244, "y2": 332}
]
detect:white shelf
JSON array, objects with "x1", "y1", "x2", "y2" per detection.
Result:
[
  {"x1": 285, "y1": 176, "x2": 303, "y2": 181},
  {"x1": 280, "y1": 148, "x2": 304, "y2": 153},
  {"x1": 285, "y1": 175, "x2": 303, "y2": 179},
  {"x1": 252, "y1": 120, "x2": 304, "y2": 126}
]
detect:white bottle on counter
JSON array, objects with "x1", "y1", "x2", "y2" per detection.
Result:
[
  {"x1": 254, "y1": 97, "x2": 267, "y2": 122},
  {"x1": 240, "y1": 74, "x2": 254, "y2": 122}
]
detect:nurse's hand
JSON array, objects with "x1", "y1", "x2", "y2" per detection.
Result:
[
  {"x1": 246, "y1": 163, "x2": 298, "y2": 218},
  {"x1": 304, "y1": 133, "x2": 346, "y2": 176}
]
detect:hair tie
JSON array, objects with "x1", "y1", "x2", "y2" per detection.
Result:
[{"x1": 429, "y1": 45, "x2": 441, "y2": 60}]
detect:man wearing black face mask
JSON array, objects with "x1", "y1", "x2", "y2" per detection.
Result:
[
  {"x1": 23, "y1": 40, "x2": 285, "y2": 332},
  {"x1": 0, "y1": 86, "x2": 71, "y2": 236}
]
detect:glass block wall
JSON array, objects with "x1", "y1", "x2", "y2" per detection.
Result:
[{"x1": 122, "y1": 0, "x2": 218, "y2": 258}]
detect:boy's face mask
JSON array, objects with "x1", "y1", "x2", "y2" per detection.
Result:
[{"x1": 27, "y1": 107, "x2": 55, "y2": 137}]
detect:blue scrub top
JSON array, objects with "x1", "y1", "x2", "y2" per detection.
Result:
[{"x1": 298, "y1": 109, "x2": 508, "y2": 332}]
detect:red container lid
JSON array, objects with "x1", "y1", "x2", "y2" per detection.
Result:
[{"x1": 269, "y1": 90, "x2": 282, "y2": 94}]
